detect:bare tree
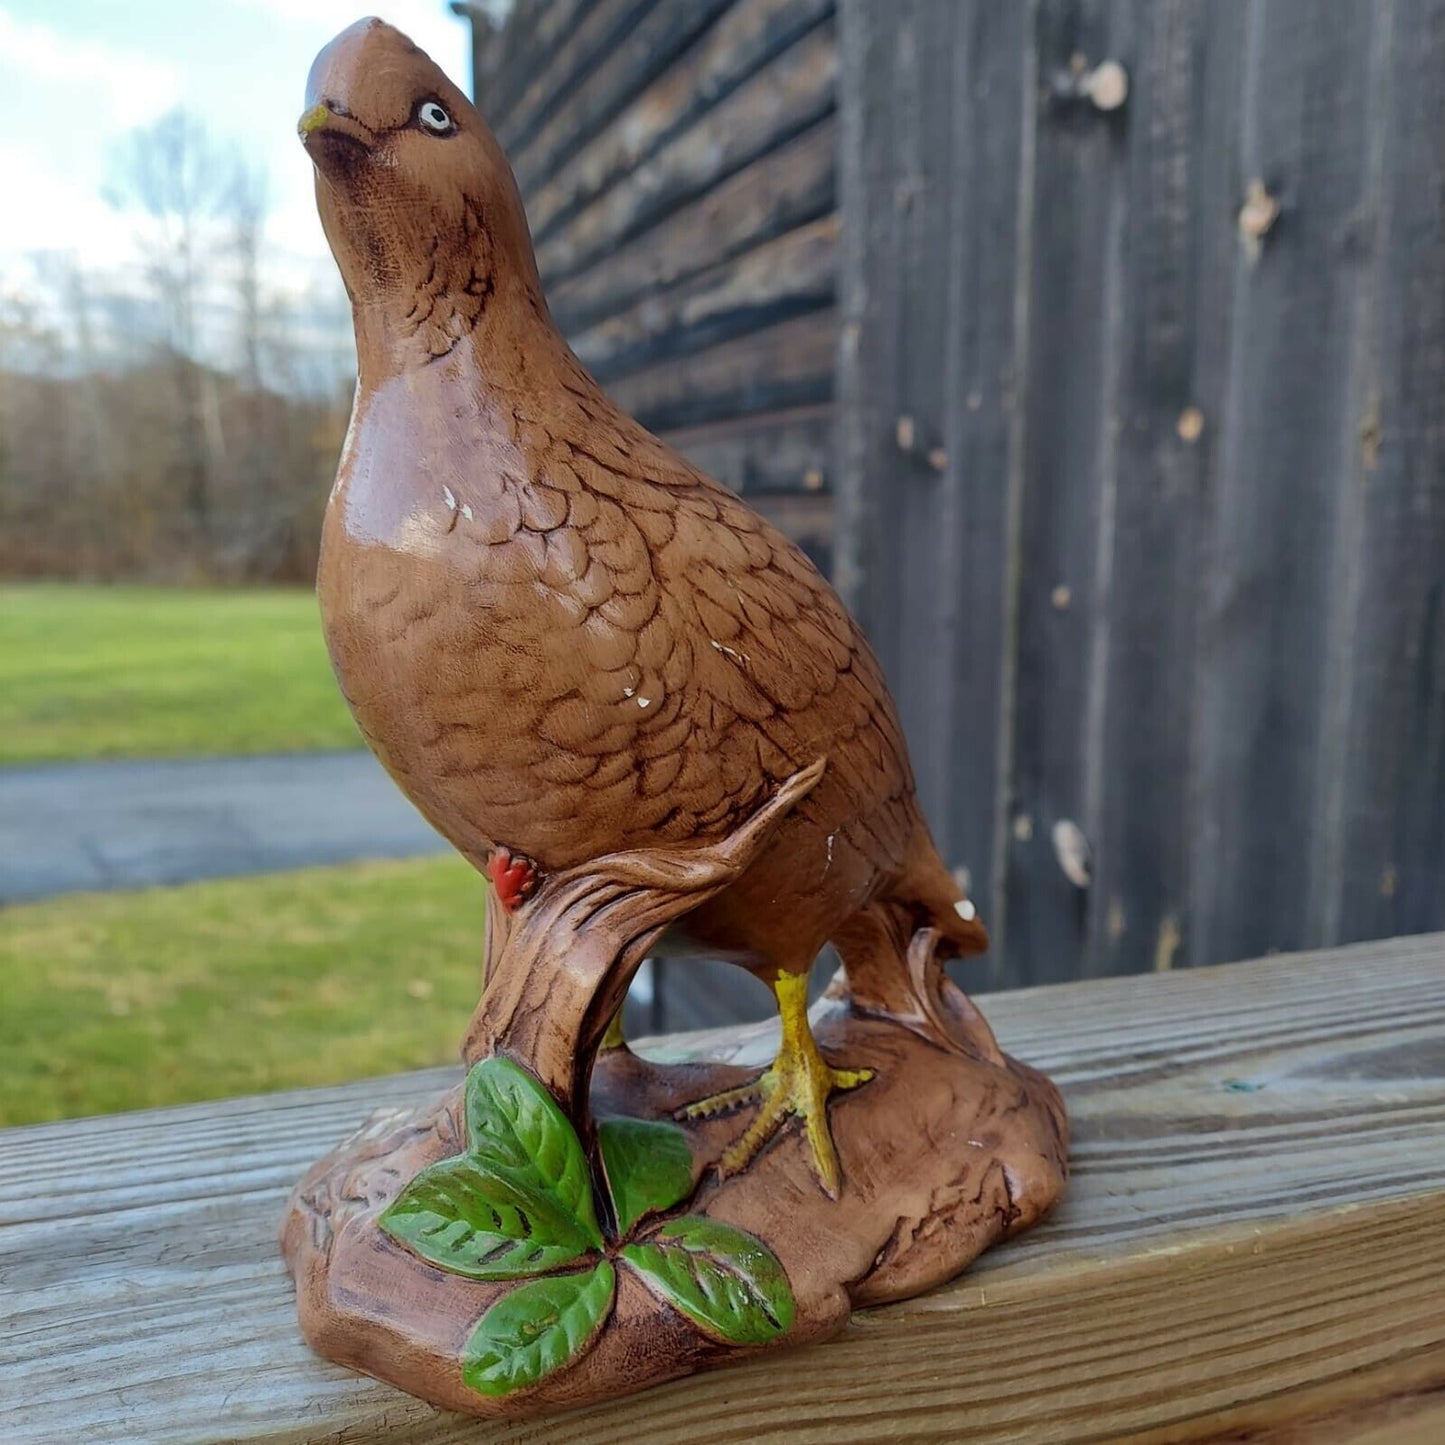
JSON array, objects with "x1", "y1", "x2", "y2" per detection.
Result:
[
  {"x1": 226, "y1": 158, "x2": 274, "y2": 572},
  {"x1": 107, "y1": 107, "x2": 238, "y2": 545}
]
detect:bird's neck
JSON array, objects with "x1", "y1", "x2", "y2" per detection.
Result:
[
  {"x1": 332, "y1": 281, "x2": 610, "y2": 553},
  {"x1": 351, "y1": 267, "x2": 566, "y2": 394}
]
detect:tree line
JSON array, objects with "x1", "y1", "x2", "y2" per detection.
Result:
[{"x1": 0, "y1": 109, "x2": 353, "y2": 583}]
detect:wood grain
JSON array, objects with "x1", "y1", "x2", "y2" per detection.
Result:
[
  {"x1": 3, "y1": 933, "x2": 1443, "y2": 1443},
  {"x1": 836, "y1": 0, "x2": 1032, "y2": 971},
  {"x1": 573, "y1": 214, "x2": 836, "y2": 383},
  {"x1": 525, "y1": 0, "x2": 833, "y2": 251},
  {"x1": 546, "y1": 115, "x2": 836, "y2": 329},
  {"x1": 603, "y1": 309, "x2": 835, "y2": 433},
  {"x1": 661, "y1": 404, "x2": 833, "y2": 497},
  {"x1": 1330, "y1": 0, "x2": 1445, "y2": 947},
  {"x1": 532, "y1": 17, "x2": 837, "y2": 284},
  {"x1": 506, "y1": 0, "x2": 737, "y2": 195},
  {"x1": 833, "y1": 0, "x2": 1445, "y2": 985},
  {"x1": 1192, "y1": 0, "x2": 1383, "y2": 969}
]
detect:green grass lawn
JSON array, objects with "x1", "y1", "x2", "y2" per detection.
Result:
[
  {"x1": 0, "y1": 856, "x2": 487, "y2": 1127},
  {"x1": 0, "y1": 583, "x2": 359, "y2": 763}
]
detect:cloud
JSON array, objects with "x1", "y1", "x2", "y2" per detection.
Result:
[
  {"x1": 0, "y1": 7, "x2": 181, "y2": 127},
  {"x1": 0, "y1": 143, "x2": 134, "y2": 271},
  {"x1": 237, "y1": 0, "x2": 471, "y2": 80}
]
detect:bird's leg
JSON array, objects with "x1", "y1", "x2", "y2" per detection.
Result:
[{"x1": 679, "y1": 972, "x2": 872, "y2": 1197}]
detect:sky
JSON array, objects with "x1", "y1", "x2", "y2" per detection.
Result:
[{"x1": 0, "y1": 0, "x2": 477, "y2": 368}]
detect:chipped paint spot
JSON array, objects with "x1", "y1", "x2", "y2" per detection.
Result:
[
  {"x1": 825, "y1": 831, "x2": 837, "y2": 872},
  {"x1": 1108, "y1": 898, "x2": 1127, "y2": 944},
  {"x1": 1154, "y1": 911, "x2": 1181, "y2": 971},
  {"x1": 637, "y1": 696, "x2": 652, "y2": 708},
  {"x1": 709, "y1": 638, "x2": 751, "y2": 666},
  {"x1": 955, "y1": 898, "x2": 977, "y2": 922},
  {"x1": 623, "y1": 687, "x2": 635, "y2": 698},
  {"x1": 442, "y1": 485, "x2": 457, "y2": 510},
  {"x1": 460, "y1": 502, "x2": 473, "y2": 520}
]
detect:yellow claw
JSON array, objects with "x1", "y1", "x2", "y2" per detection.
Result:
[
  {"x1": 598, "y1": 1008, "x2": 627, "y2": 1053},
  {"x1": 679, "y1": 972, "x2": 873, "y2": 1198}
]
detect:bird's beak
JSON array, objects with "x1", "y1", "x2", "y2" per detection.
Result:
[{"x1": 297, "y1": 101, "x2": 376, "y2": 156}]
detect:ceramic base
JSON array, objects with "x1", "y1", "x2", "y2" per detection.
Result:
[{"x1": 281, "y1": 982, "x2": 1067, "y2": 1419}]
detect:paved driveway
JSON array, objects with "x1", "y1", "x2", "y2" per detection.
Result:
[{"x1": 0, "y1": 751, "x2": 448, "y2": 903}]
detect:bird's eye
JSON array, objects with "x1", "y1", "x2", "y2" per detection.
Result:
[{"x1": 417, "y1": 101, "x2": 453, "y2": 134}]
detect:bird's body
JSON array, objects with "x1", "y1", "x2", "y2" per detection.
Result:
[
  {"x1": 319, "y1": 321, "x2": 959, "y2": 971},
  {"x1": 304, "y1": 17, "x2": 985, "y2": 1193}
]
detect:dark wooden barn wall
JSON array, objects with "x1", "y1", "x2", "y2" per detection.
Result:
[
  {"x1": 838, "y1": 0, "x2": 1445, "y2": 987},
  {"x1": 467, "y1": 0, "x2": 839, "y2": 574}
]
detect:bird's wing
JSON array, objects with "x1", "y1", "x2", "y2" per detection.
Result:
[{"x1": 469, "y1": 409, "x2": 916, "y2": 871}]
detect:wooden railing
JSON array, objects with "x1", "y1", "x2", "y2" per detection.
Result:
[{"x1": 3, "y1": 934, "x2": 1443, "y2": 1442}]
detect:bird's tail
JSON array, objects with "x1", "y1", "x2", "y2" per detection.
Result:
[
  {"x1": 832, "y1": 817, "x2": 987, "y2": 1020},
  {"x1": 893, "y1": 816, "x2": 989, "y2": 955}
]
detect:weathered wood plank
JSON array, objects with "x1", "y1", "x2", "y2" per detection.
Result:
[
  {"x1": 572, "y1": 215, "x2": 837, "y2": 382},
  {"x1": 602, "y1": 309, "x2": 834, "y2": 433},
  {"x1": 837, "y1": 0, "x2": 1033, "y2": 968},
  {"x1": 492, "y1": 0, "x2": 658, "y2": 157},
  {"x1": 661, "y1": 404, "x2": 833, "y2": 496},
  {"x1": 998, "y1": 0, "x2": 1137, "y2": 985},
  {"x1": 547, "y1": 115, "x2": 836, "y2": 330},
  {"x1": 508, "y1": 0, "x2": 735, "y2": 194},
  {"x1": 1190, "y1": 0, "x2": 1380, "y2": 967},
  {"x1": 2, "y1": 934, "x2": 1443, "y2": 1443},
  {"x1": 534, "y1": 16, "x2": 837, "y2": 283},
  {"x1": 1329, "y1": 0, "x2": 1445, "y2": 947},
  {"x1": 1082, "y1": 1, "x2": 1248, "y2": 980},
  {"x1": 473, "y1": 0, "x2": 595, "y2": 132},
  {"x1": 527, "y1": 0, "x2": 832, "y2": 248}
]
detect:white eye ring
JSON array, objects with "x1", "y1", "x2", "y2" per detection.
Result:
[{"x1": 418, "y1": 101, "x2": 453, "y2": 134}]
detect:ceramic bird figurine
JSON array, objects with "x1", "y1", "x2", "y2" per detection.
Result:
[{"x1": 300, "y1": 17, "x2": 988, "y2": 1198}]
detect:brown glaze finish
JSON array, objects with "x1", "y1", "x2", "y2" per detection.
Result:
[
  {"x1": 287, "y1": 18, "x2": 1065, "y2": 1419},
  {"x1": 285, "y1": 959, "x2": 1067, "y2": 1419},
  {"x1": 303, "y1": 17, "x2": 985, "y2": 984}
]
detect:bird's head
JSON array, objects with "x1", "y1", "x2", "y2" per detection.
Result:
[{"x1": 299, "y1": 17, "x2": 542, "y2": 366}]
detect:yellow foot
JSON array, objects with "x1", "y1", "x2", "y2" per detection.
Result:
[
  {"x1": 678, "y1": 973, "x2": 873, "y2": 1197},
  {"x1": 598, "y1": 1008, "x2": 627, "y2": 1053}
]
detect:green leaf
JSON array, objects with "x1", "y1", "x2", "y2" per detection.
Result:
[
  {"x1": 379, "y1": 1155, "x2": 597, "y2": 1280},
  {"x1": 598, "y1": 1117, "x2": 695, "y2": 1235},
  {"x1": 621, "y1": 1216, "x2": 795, "y2": 1345},
  {"x1": 464, "y1": 1057, "x2": 603, "y2": 1249},
  {"x1": 461, "y1": 1261, "x2": 616, "y2": 1398}
]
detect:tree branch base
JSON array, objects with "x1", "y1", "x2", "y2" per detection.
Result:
[{"x1": 281, "y1": 979, "x2": 1067, "y2": 1419}]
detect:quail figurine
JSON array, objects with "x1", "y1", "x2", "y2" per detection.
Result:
[{"x1": 301, "y1": 17, "x2": 989, "y2": 1199}]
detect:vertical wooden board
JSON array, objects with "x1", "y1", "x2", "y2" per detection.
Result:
[
  {"x1": 1083, "y1": 1, "x2": 1248, "y2": 979},
  {"x1": 1000, "y1": 0, "x2": 1135, "y2": 987},
  {"x1": 1190, "y1": 0, "x2": 1379, "y2": 968},
  {"x1": 836, "y1": 0, "x2": 1030, "y2": 944},
  {"x1": 1334, "y1": 0, "x2": 1445, "y2": 943}
]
